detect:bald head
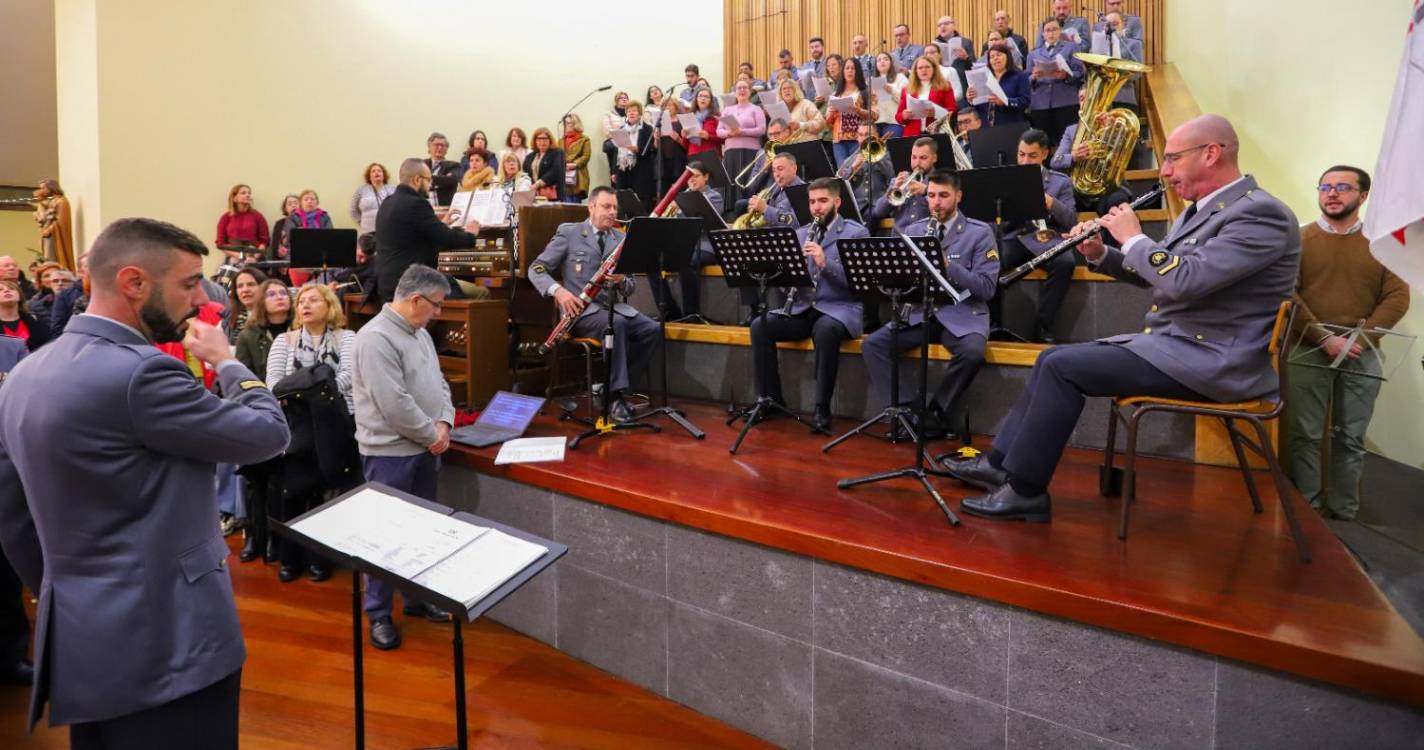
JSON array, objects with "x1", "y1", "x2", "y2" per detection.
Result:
[
  {"x1": 1162, "y1": 114, "x2": 1244, "y2": 201},
  {"x1": 1181, "y1": 114, "x2": 1239, "y2": 157}
]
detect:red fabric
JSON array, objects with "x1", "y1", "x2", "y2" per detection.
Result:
[
  {"x1": 896, "y1": 86, "x2": 957, "y2": 137},
  {"x1": 154, "y1": 302, "x2": 225, "y2": 389},
  {"x1": 563, "y1": 128, "x2": 582, "y2": 151},
  {"x1": 686, "y1": 118, "x2": 724, "y2": 156},
  {"x1": 215, "y1": 210, "x2": 270, "y2": 248},
  {"x1": 0, "y1": 318, "x2": 29, "y2": 343}
]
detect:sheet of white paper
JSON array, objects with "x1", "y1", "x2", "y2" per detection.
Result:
[
  {"x1": 1033, "y1": 58, "x2": 1059, "y2": 74},
  {"x1": 966, "y1": 68, "x2": 992, "y2": 105},
  {"x1": 933, "y1": 41, "x2": 952, "y2": 61},
  {"x1": 411, "y1": 529, "x2": 549, "y2": 608},
  {"x1": 827, "y1": 95, "x2": 856, "y2": 114},
  {"x1": 870, "y1": 75, "x2": 887, "y2": 92},
  {"x1": 1062, "y1": 27, "x2": 1082, "y2": 44},
  {"x1": 291, "y1": 488, "x2": 488, "y2": 580},
  {"x1": 1055, "y1": 54, "x2": 1073, "y2": 74},
  {"x1": 718, "y1": 113, "x2": 741, "y2": 131},
  {"x1": 763, "y1": 100, "x2": 792, "y2": 126},
  {"x1": 811, "y1": 75, "x2": 831, "y2": 99},
  {"x1": 983, "y1": 73, "x2": 1008, "y2": 103},
  {"x1": 1091, "y1": 31, "x2": 1109, "y2": 56},
  {"x1": 493, "y1": 436, "x2": 567, "y2": 465},
  {"x1": 646, "y1": 109, "x2": 662, "y2": 127},
  {"x1": 609, "y1": 129, "x2": 635, "y2": 149},
  {"x1": 798, "y1": 65, "x2": 816, "y2": 80},
  {"x1": 905, "y1": 96, "x2": 934, "y2": 118},
  {"x1": 445, "y1": 191, "x2": 477, "y2": 226},
  {"x1": 941, "y1": 66, "x2": 965, "y2": 99},
  {"x1": 757, "y1": 90, "x2": 778, "y2": 108},
  {"x1": 660, "y1": 115, "x2": 675, "y2": 135},
  {"x1": 470, "y1": 188, "x2": 512, "y2": 226},
  {"x1": 677, "y1": 113, "x2": 703, "y2": 142},
  {"x1": 719, "y1": 92, "x2": 737, "y2": 109}
]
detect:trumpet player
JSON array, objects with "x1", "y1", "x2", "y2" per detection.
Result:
[
  {"x1": 530, "y1": 187, "x2": 660, "y2": 423},
  {"x1": 861, "y1": 169, "x2": 999, "y2": 438},
  {"x1": 993, "y1": 129, "x2": 1077, "y2": 344},
  {"x1": 749, "y1": 178, "x2": 868, "y2": 432},
  {"x1": 869, "y1": 137, "x2": 937, "y2": 231},
  {"x1": 844, "y1": 124, "x2": 895, "y2": 214}
]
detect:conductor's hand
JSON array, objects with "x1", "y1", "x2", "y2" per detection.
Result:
[
  {"x1": 1096, "y1": 202, "x2": 1142, "y2": 245},
  {"x1": 804, "y1": 241, "x2": 827, "y2": 269},
  {"x1": 1069, "y1": 220, "x2": 1107, "y2": 262},
  {"x1": 1321, "y1": 334, "x2": 1364, "y2": 361},
  {"x1": 183, "y1": 319, "x2": 234, "y2": 367},
  {"x1": 554, "y1": 287, "x2": 586, "y2": 318},
  {"x1": 429, "y1": 422, "x2": 451, "y2": 456}
]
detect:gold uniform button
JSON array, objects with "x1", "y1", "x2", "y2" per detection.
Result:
[
  {"x1": 1150, "y1": 305, "x2": 1158, "y2": 312},
  {"x1": 1143, "y1": 327, "x2": 1152, "y2": 334}
]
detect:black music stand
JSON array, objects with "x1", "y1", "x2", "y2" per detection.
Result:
[
  {"x1": 779, "y1": 184, "x2": 815, "y2": 226},
  {"x1": 886, "y1": 134, "x2": 958, "y2": 172},
  {"x1": 780, "y1": 140, "x2": 837, "y2": 181},
  {"x1": 673, "y1": 190, "x2": 729, "y2": 325},
  {"x1": 692, "y1": 156, "x2": 733, "y2": 192},
  {"x1": 833, "y1": 177, "x2": 865, "y2": 224},
  {"x1": 290, "y1": 228, "x2": 359, "y2": 282},
  {"x1": 968, "y1": 123, "x2": 1031, "y2": 168},
  {"x1": 828, "y1": 234, "x2": 966, "y2": 527},
  {"x1": 708, "y1": 226, "x2": 814, "y2": 453},
  {"x1": 610, "y1": 216, "x2": 707, "y2": 439},
  {"x1": 271, "y1": 481, "x2": 567, "y2": 750},
  {"x1": 959, "y1": 165, "x2": 1046, "y2": 342},
  {"x1": 615, "y1": 189, "x2": 647, "y2": 220}
]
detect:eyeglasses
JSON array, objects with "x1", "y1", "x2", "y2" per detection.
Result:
[
  {"x1": 417, "y1": 294, "x2": 445, "y2": 310},
  {"x1": 1317, "y1": 183, "x2": 1359, "y2": 195},
  {"x1": 1161, "y1": 143, "x2": 1221, "y2": 165}
]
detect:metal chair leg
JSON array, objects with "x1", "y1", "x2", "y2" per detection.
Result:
[
  {"x1": 1223, "y1": 417, "x2": 1264, "y2": 513},
  {"x1": 1119, "y1": 407, "x2": 1144, "y2": 539},
  {"x1": 1101, "y1": 403, "x2": 1121, "y2": 497},
  {"x1": 1246, "y1": 416, "x2": 1312, "y2": 563}
]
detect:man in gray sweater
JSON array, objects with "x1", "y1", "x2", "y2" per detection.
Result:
[{"x1": 352, "y1": 263, "x2": 457, "y2": 649}]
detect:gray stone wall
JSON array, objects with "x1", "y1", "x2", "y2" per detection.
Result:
[{"x1": 439, "y1": 468, "x2": 1424, "y2": 750}]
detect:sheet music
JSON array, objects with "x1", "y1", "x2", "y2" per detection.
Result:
[
  {"x1": 966, "y1": 67, "x2": 1005, "y2": 105},
  {"x1": 411, "y1": 529, "x2": 549, "y2": 608},
  {"x1": 718, "y1": 112, "x2": 741, "y2": 131},
  {"x1": 609, "y1": 129, "x2": 636, "y2": 149},
  {"x1": 827, "y1": 95, "x2": 856, "y2": 114},
  {"x1": 719, "y1": 92, "x2": 737, "y2": 109},
  {"x1": 1055, "y1": 54, "x2": 1073, "y2": 74},
  {"x1": 660, "y1": 114, "x2": 675, "y2": 135},
  {"x1": 291, "y1": 488, "x2": 489, "y2": 580},
  {"x1": 811, "y1": 75, "x2": 832, "y2": 99},
  {"x1": 1091, "y1": 31, "x2": 1110, "y2": 56},
  {"x1": 905, "y1": 96, "x2": 935, "y2": 118},
  {"x1": 494, "y1": 437, "x2": 567, "y2": 465},
  {"x1": 450, "y1": 189, "x2": 512, "y2": 227},
  {"x1": 1062, "y1": 27, "x2": 1082, "y2": 44},
  {"x1": 763, "y1": 100, "x2": 793, "y2": 126},
  {"x1": 940, "y1": 66, "x2": 965, "y2": 99},
  {"x1": 757, "y1": 90, "x2": 778, "y2": 108},
  {"x1": 677, "y1": 113, "x2": 703, "y2": 141}
]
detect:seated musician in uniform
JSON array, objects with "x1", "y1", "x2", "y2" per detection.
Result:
[
  {"x1": 736, "y1": 148, "x2": 804, "y2": 228},
  {"x1": 861, "y1": 169, "x2": 999, "y2": 438},
  {"x1": 843, "y1": 123, "x2": 895, "y2": 215},
  {"x1": 649, "y1": 160, "x2": 722, "y2": 322},
  {"x1": 749, "y1": 178, "x2": 869, "y2": 432},
  {"x1": 1051, "y1": 88, "x2": 1135, "y2": 216},
  {"x1": 946, "y1": 114, "x2": 1300, "y2": 523},
  {"x1": 955, "y1": 108, "x2": 981, "y2": 168},
  {"x1": 530, "y1": 187, "x2": 660, "y2": 423},
  {"x1": 994, "y1": 129, "x2": 1077, "y2": 343},
  {"x1": 868, "y1": 137, "x2": 937, "y2": 231}
]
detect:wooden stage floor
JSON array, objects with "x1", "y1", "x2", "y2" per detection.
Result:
[
  {"x1": 0, "y1": 537, "x2": 773, "y2": 749},
  {"x1": 450, "y1": 399, "x2": 1424, "y2": 708}
]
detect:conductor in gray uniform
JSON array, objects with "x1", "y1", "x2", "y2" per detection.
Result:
[
  {"x1": 862, "y1": 169, "x2": 1000, "y2": 439},
  {"x1": 750, "y1": 178, "x2": 870, "y2": 432},
  {"x1": 0, "y1": 218, "x2": 290, "y2": 748},
  {"x1": 530, "y1": 186, "x2": 660, "y2": 423},
  {"x1": 947, "y1": 115, "x2": 1300, "y2": 523}
]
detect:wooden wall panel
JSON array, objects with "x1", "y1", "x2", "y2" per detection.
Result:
[{"x1": 725, "y1": 1, "x2": 1164, "y2": 86}]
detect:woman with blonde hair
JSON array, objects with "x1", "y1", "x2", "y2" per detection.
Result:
[
  {"x1": 562, "y1": 113, "x2": 591, "y2": 202},
  {"x1": 896, "y1": 56, "x2": 956, "y2": 137},
  {"x1": 348, "y1": 162, "x2": 395, "y2": 235},
  {"x1": 777, "y1": 77, "x2": 825, "y2": 144},
  {"x1": 215, "y1": 183, "x2": 269, "y2": 262},
  {"x1": 496, "y1": 153, "x2": 534, "y2": 192}
]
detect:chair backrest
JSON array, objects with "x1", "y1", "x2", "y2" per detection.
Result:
[{"x1": 1267, "y1": 300, "x2": 1293, "y2": 375}]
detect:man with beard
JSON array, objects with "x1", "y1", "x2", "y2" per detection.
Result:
[
  {"x1": 1286, "y1": 166, "x2": 1409, "y2": 520},
  {"x1": 0, "y1": 218, "x2": 289, "y2": 748},
  {"x1": 374, "y1": 158, "x2": 483, "y2": 302}
]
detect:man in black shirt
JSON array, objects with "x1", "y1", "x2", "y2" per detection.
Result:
[
  {"x1": 374, "y1": 158, "x2": 481, "y2": 302},
  {"x1": 423, "y1": 132, "x2": 462, "y2": 207}
]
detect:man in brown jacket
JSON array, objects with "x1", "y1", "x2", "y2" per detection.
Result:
[{"x1": 1287, "y1": 165, "x2": 1410, "y2": 520}]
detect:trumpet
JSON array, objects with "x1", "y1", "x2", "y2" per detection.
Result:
[
  {"x1": 733, "y1": 139, "x2": 782, "y2": 189},
  {"x1": 887, "y1": 169, "x2": 924, "y2": 207},
  {"x1": 732, "y1": 184, "x2": 781, "y2": 229}
]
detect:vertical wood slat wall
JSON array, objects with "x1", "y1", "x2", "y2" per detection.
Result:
[{"x1": 723, "y1": 1, "x2": 1164, "y2": 87}]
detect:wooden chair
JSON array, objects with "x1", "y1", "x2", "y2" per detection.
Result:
[{"x1": 1099, "y1": 301, "x2": 1310, "y2": 562}]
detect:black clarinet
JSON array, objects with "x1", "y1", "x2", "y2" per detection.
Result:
[
  {"x1": 774, "y1": 218, "x2": 828, "y2": 317},
  {"x1": 1000, "y1": 184, "x2": 1165, "y2": 285}
]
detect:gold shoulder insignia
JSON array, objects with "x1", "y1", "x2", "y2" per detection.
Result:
[
  {"x1": 531, "y1": 263, "x2": 546, "y2": 274},
  {"x1": 238, "y1": 380, "x2": 267, "y2": 391},
  {"x1": 1148, "y1": 250, "x2": 1170, "y2": 267},
  {"x1": 986, "y1": 249, "x2": 1000, "y2": 260}
]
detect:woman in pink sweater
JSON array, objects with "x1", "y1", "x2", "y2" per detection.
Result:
[{"x1": 716, "y1": 80, "x2": 768, "y2": 204}]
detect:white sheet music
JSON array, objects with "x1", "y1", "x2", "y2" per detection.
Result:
[
  {"x1": 811, "y1": 75, "x2": 832, "y2": 99},
  {"x1": 609, "y1": 129, "x2": 636, "y2": 149},
  {"x1": 449, "y1": 189, "x2": 513, "y2": 228},
  {"x1": 719, "y1": 92, "x2": 737, "y2": 109},
  {"x1": 965, "y1": 67, "x2": 1006, "y2": 105},
  {"x1": 1055, "y1": 54, "x2": 1073, "y2": 74},
  {"x1": 1091, "y1": 31, "x2": 1110, "y2": 56},
  {"x1": 494, "y1": 437, "x2": 566, "y2": 465},
  {"x1": 1062, "y1": 27, "x2": 1082, "y2": 44},
  {"x1": 763, "y1": 100, "x2": 792, "y2": 126},
  {"x1": 412, "y1": 529, "x2": 549, "y2": 608},
  {"x1": 291, "y1": 488, "x2": 488, "y2": 580},
  {"x1": 757, "y1": 90, "x2": 778, "y2": 108},
  {"x1": 940, "y1": 66, "x2": 965, "y2": 99},
  {"x1": 905, "y1": 96, "x2": 936, "y2": 118},
  {"x1": 718, "y1": 112, "x2": 741, "y2": 131},
  {"x1": 827, "y1": 95, "x2": 856, "y2": 114}
]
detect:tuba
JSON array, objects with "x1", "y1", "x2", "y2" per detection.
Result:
[{"x1": 1069, "y1": 52, "x2": 1151, "y2": 197}]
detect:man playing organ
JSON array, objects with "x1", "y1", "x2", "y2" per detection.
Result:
[{"x1": 749, "y1": 178, "x2": 870, "y2": 432}]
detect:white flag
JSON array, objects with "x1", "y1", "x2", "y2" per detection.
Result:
[{"x1": 1364, "y1": 1, "x2": 1424, "y2": 289}]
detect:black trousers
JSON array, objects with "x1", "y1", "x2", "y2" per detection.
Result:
[
  {"x1": 70, "y1": 669, "x2": 241, "y2": 750},
  {"x1": 995, "y1": 235, "x2": 1077, "y2": 335},
  {"x1": 991, "y1": 343, "x2": 1202, "y2": 490},
  {"x1": 861, "y1": 317, "x2": 986, "y2": 417},
  {"x1": 276, "y1": 489, "x2": 323, "y2": 569},
  {"x1": 750, "y1": 308, "x2": 850, "y2": 407},
  {"x1": 0, "y1": 552, "x2": 28, "y2": 666},
  {"x1": 1029, "y1": 105, "x2": 1080, "y2": 150}
]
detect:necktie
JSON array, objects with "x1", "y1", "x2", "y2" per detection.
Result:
[
  {"x1": 1169, "y1": 203, "x2": 1197, "y2": 240},
  {"x1": 597, "y1": 231, "x2": 607, "y2": 256},
  {"x1": 932, "y1": 221, "x2": 946, "y2": 244}
]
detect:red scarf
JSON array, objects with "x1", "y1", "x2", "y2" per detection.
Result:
[{"x1": 563, "y1": 128, "x2": 582, "y2": 150}]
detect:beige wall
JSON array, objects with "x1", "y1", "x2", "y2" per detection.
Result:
[
  {"x1": 57, "y1": 0, "x2": 723, "y2": 256},
  {"x1": 1168, "y1": 0, "x2": 1423, "y2": 467},
  {"x1": 0, "y1": 212, "x2": 43, "y2": 266},
  {"x1": 54, "y1": 0, "x2": 102, "y2": 249},
  {"x1": 0, "y1": 0, "x2": 58, "y2": 186}
]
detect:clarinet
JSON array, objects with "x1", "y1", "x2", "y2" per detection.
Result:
[
  {"x1": 1000, "y1": 184, "x2": 1165, "y2": 285},
  {"x1": 774, "y1": 217, "x2": 828, "y2": 317}
]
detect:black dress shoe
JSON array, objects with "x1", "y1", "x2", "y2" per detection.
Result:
[
  {"x1": 307, "y1": 563, "x2": 331, "y2": 583},
  {"x1": 264, "y1": 538, "x2": 278, "y2": 564},
  {"x1": 238, "y1": 533, "x2": 260, "y2": 563},
  {"x1": 403, "y1": 602, "x2": 454, "y2": 623},
  {"x1": 941, "y1": 454, "x2": 1008, "y2": 492},
  {"x1": 811, "y1": 404, "x2": 832, "y2": 432},
  {"x1": 278, "y1": 564, "x2": 302, "y2": 583},
  {"x1": 961, "y1": 483, "x2": 1052, "y2": 523},
  {"x1": 610, "y1": 398, "x2": 635, "y2": 424},
  {"x1": 370, "y1": 616, "x2": 402, "y2": 650},
  {"x1": 0, "y1": 660, "x2": 34, "y2": 685}
]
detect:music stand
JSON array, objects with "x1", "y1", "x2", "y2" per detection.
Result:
[
  {"x1": 615, "y1": 189, "x2": 647, "y2": 220},
  {"x1": 290, "y1": 228, "x2": 359, "y2": 284},
  {"x1": 826, "y1": 234, "x2": 965, "y2": 527},
  {"x1": 779, "y1": 183, "x2": 816, "y2": 227},
  {"x1": 708, "y1": 226, "x2": 814, "y2": 453},
  {"x1": 271, "y1": 481, "x2": 567, "y2": 750},
  {"x1": 692, "y1": 155, "x2": 733, "y2": 192},
  {"x1": 779, "y1": 140, "x2": 836, "y2": 181},
  {"x1": 958, "y1": 165, "x2": 1046, "y2": 342},
  {"x1": 833, "y1": 178, "x2": 865, "y2": 224},
  {"x1": 968, "y1": 123, "x2": 1031, "y2": 168},
  {"x1": 608, "y1": 216, "x2": 707, "y2": 439},
  {"x1": 673, "y1": 190, "x2": 729, "y2": 325},
  {"x1": 886, "y1": 134, "x2": 959, "y2": 172}
]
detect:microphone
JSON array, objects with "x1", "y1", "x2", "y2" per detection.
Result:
[
  {"x1": 560, "y1": 84, "x2": 616, "y2": 137},
  {"x1": 597, "y1": 84, "x2": 612, "y2": 92}
]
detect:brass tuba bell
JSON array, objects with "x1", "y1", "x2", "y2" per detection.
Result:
[{"x1": 1069, "y1": 53, "x2": 1151, "y2": 198}]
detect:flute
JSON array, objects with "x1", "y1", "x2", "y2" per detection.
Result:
[{"x1": 999, "y1": 184, "x2": 1165, "y2": 285}]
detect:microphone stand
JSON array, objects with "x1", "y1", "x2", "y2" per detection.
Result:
[{"x1": 558, "y1": 84, "x2": 613, "y2": 144}]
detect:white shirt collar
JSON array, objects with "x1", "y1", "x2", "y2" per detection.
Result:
[
  {"x1": 1315, "y1": 216, "x2": 1363, "y2": 235},
  {"x1": 1190, "y1": 175, "x2": 1249, "y2": 213}
]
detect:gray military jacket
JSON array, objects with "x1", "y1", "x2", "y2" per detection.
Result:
[
  {"x1": 788, "y1": 215, "x2": 870, "y2": 338},
  {"x1": 904, "y1": 213, "x2": 1001, "y2": 338},
  {"x1": 530, "y1": 220, "x2": 639, "y2": 321}
]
